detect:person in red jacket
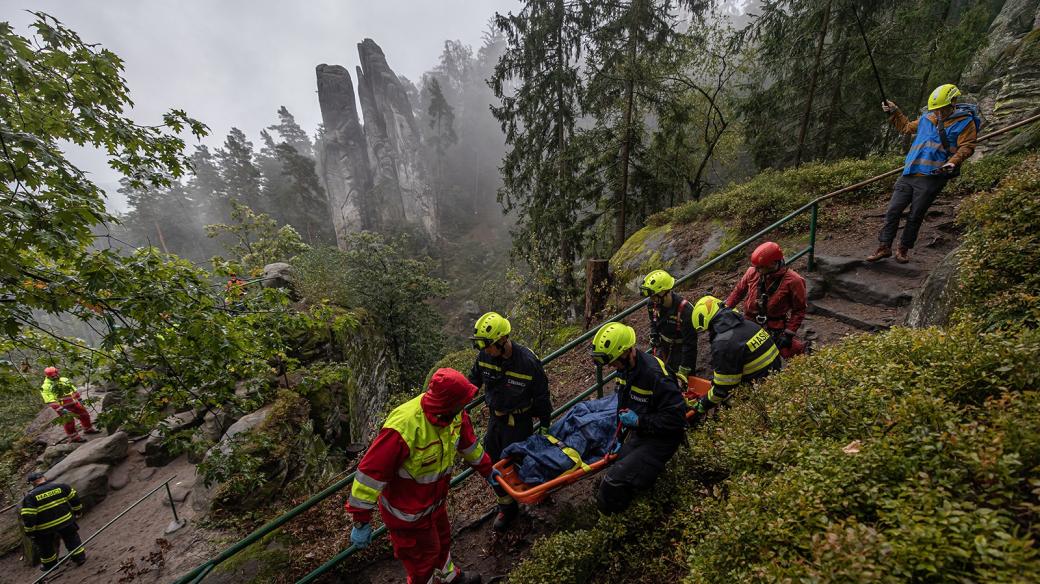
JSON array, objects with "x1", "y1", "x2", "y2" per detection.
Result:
[
  {"x1": 345, "y1": 368, "x2": 493, "y2": 584},
  {"x1": 725, "y1": 242, "x2": 808, "y2": 359}
]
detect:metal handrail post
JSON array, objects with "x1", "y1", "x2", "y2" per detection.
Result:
[
  {"x1": 596, "y1": 364, "x2": 604, "y2": 398},
  {"x1": 33, "y1": 476, "x2": 177, "y2": 584},
  {"x1": 808, "y1": 202, "x2": 819, "y2": 271}
]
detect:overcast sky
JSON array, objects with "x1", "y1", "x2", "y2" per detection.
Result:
[{"x1": 3, "y1": 0, "x2": 521, "y2": 211}]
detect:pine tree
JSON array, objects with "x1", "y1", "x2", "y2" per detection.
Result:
[
  {"x1": 215, "y1": 127, "x2": 262, "y2": 212},
  {"x1": 490, "y1": 0, "x2": 588, "y2": 305},
  {"x1": 267, "y1": 106, "x2": 313, "y2": 158}
]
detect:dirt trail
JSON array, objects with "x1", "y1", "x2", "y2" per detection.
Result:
[{"x1": 0, "y1": 396, "x2": 220, "y2": 584}]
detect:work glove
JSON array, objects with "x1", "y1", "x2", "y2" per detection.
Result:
[
  {"x1": 487, "y1": 468, "x2": 503, "y2": 489},
  {"x1": 619, "y1": 409, "x2": 639, "y2": 429},
  {"x1": 350, "y1": 523, "x2": 372, "y2": 549},
  {"x1": 648, "y1": 331, "x2": 661, "y2": 348},
  {"x1": 688, "y1": 401, "x2": 707, "y2": 428},
  {"x1": 609, "y1": 440, "x2": 623, "y2": 455},
  {"x1": 940, "y1": 162, "x2": 957, "y2": 173},
  {"x1": 536, "y1": 423, "x2": 550, "y2": 436},
  {"x1": 57, "y1": 407, "x2": 70, "y2": 416},
  {"x1": 881, "y1": 100, "x2": 897, "y2": 113},
  {"x1": 676, "y1": 367, "x2": 690, "y2": 390},
  {"x1": 776, "y1": 332, "x2": 793, "y2": 349},
  {"x1": 488, "y1": 468, "x2": 508, "y2": 497}
]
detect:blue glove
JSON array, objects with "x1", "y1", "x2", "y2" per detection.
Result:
[
  {"x1": 350, "y1": 523, "x2": 372, "y2": 549},
  {"x1": 609, "y1": 440, "x2": 623, "y2": 455},
  {"x1": 619, "y1": 409, "x2": 639, "y2": 428},
  {"x1": 487, "y1": 468, "x2": 502, "y2": 488}
]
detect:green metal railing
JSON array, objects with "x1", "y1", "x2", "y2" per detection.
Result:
[{"x1": 174, "y1": 112, "x2": 1040, "y2": 584}]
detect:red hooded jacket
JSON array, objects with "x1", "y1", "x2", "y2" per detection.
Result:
[
  {"x1": 344, "y1": 368, "x2": 493, "y2": 526},
  {"x1": 725, "y1": 266, "x2": 807, "y2": 334}
]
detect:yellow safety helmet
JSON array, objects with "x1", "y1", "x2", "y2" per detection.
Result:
[
  {"x1": 591, "y1": 322, "x2": 637, "y2": 366},
  {"x1": 928, "y1": 83, "x2": 961, "y2": 111},
  {"x1": 471, "y1": 312, "x2": 511, "y2": 350},
  {"x1": 640, "y1": 269, "x2": 675, "y2": 298},
  {"x1": 691, "y1": 295, "x2": 723, "y2": 332}
]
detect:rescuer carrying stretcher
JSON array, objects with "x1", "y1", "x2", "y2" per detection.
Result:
[
  {"x1": 688, "y1": 295, "x2": 781, "y2": 424},
  {"x1": 345, "y1": 368, "x2": 490, "y2": 584},
  {"x1": 467, "y1": 311, "x2": 552, "y2": 531},
  {"x1": 591, "y1": 322, "x2": 686, "y2": 515}
]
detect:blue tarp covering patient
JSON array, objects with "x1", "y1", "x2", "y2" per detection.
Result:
[{"x1": 500, "y1": 393, "x2": 619, "y2": 485}]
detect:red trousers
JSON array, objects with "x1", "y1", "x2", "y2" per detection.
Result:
[
  {"x1": 384, "y1": 504, "x2": 460, "y2": 584},
  {"x1": 50, "y1": 396, "x2": 93, "y2": 438}
]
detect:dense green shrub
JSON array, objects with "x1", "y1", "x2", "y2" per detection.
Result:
[{"x1": 955, "y1": 153, "x2": 1040, "y2": 329}]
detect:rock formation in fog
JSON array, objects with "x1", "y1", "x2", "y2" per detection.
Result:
[{"x1": 317, "y1": 39, "x2": 430, "y2": 245}]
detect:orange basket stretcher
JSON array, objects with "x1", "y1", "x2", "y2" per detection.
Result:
[{"x1": 491, "y1": 376, "x2": 713, "y2": 505}]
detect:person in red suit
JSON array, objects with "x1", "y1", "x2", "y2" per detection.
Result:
[{"x1": 725, "y1": 242, "x2": 808, "y2": 359}]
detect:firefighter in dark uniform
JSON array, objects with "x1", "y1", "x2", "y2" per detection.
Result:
[
  {"x1": 640, "y1": 269, "x2": 697, "y2": 386},
  {"x1": 591, "y1": 322, "x2": 686, "y2": 515},
  {"x1": 468, "y1": 311, "x2": 552, "y2": 531},
  {"x1": 688, "y1": 295, "x2": 780, "y2": 423},
  {"x1": 20, "y1": 471, "x2": 86, "y2": 571}
]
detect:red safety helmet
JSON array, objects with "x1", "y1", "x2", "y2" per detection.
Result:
[
  {"x1": 751, "y1": 241, "x2": 784, "y2": 269},
  {"x1": 44, "y1": 366, "x2": 59, "y2": 378}
]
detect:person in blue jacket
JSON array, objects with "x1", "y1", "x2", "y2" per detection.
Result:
[{"x1": 867, "y1": 83, "x2": 980, "y2": 264}]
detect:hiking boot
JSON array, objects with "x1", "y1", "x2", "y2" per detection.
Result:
[
  {"x1": 455, "y1": 571, "x2": 482, "y2": 584},
  {"x1": 865, "y1": 244, "x2": 892, "y2": 262},
  {"x1": 493, "y1": 502, "x2": 519, "y2": 531},
  {"x1": 84, "y1": 428, "x2": 101, "y2": 435},
  {"x1": 894, "y1": 245, "x2": 910, "y2": 264},
  {"x1": 70, "y1": 436, "x2": 87, "y2": 443},
  {"x1": 73, "y1": 555, "x2": 87, "y2": 566}
]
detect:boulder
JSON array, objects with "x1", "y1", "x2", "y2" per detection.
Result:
[
  {"x1": 45, "y1": 431, "x2": 128, "y2": 478},
  {"x1": 0, "y1": 507, "x2": 22, "y2": 554},
  {"x1": 50, "y1": 463, "x2": 111, "y2": 511},
  {"x1": 188, "y1": 409, "x2": 241, "y2": 464},
  {"x1": 144, "y1": 411, "x2": 201, "y2": 467},
  {"x1": 109, "y1": 465, "x2": 130, "y2": 491},
  {"x1": 905, "y1": 247, "x2": 963, "y2": 328},
  {"x1": 37, "y1": 442, "x2": 81, "y2": 469},
  {"x1": 261, "y1": 262, "x2": 294, "y2": 290},
  {"x1": 216, "y1": 406, "x2": 274, "y2": 449}
]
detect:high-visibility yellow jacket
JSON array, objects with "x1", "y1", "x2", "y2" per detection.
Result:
[{"x1": 40, "y1": 377, "x2": 78, "y2": 404}]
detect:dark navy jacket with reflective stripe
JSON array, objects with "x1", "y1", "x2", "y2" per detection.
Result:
[
  {"x1": 20, "y1": 481, "x2": 81, "y2": 534},
  {"x1": 708, "y1": 308, "x2": 780, "y2": 393},
  {"x1": 616, "y1": 350, "x2": 686, "y2": 441},
  {"x1": 648, "y1": 292, "x2": 698, "y2": 374},
  {"x1": 468, "y1": 342, "x2": 552, "y2": 420}
]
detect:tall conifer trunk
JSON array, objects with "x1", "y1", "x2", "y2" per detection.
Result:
[
  {"x1": 614, "y1": 1, "x2": 639, "y2": 252},
  {"x1": 795, "y1": 0, "x2": 833, "y2": 167}
]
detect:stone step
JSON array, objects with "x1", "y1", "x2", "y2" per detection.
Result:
[
  {"x1": 813, "y1": 254, "x2": 927, "y2": 279},
  {"x1": 828, "y1": 270, "x2": 915, "y2": 308},
  {"x1": 809, "y1": 297, "x2": 899, "y2": 332}
]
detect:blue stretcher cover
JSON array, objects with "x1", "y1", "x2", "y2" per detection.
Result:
[{"x1": 500, "y1": 393, "x2": 619, "y2": 485}]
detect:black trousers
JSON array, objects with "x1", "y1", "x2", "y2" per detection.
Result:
[
  {"x1": 485, "y1": 413, "x2": 536, "y2": 508},
  {"x1": 878, "y1": 175, "x2": 947, "y2": 248},
  {"x1": 34, "y1": 523, "x2": 84, "y2": 570},
  {"x1": 597, "y1": 434, "x2": 680, "y2": 515}
]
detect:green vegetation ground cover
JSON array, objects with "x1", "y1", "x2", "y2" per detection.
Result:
[{"x1": 512, "y1": 154, "x2": 1040, "y2": 584}]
